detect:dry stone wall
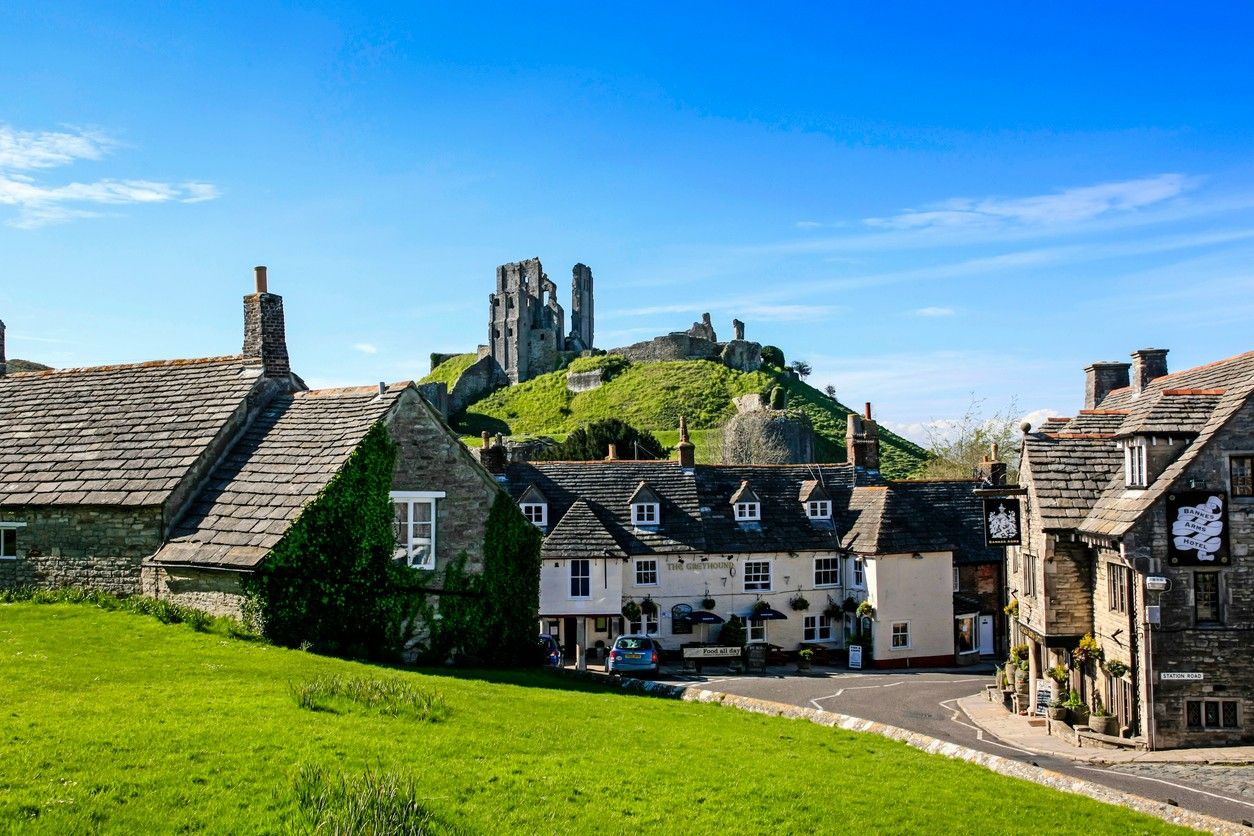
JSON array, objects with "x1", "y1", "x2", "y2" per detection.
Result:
[{"x1": 0, "y1": 506, "x2": 163, "y2": 593}]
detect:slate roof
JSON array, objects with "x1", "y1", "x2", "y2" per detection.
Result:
[
  {"x1": 1020, "y1": 433, "x2": 1123, "y2": 531},
  {"x1": 151, "y1": 384, "x2": 407, "y2": 568},
  {"x1": 728, "y1": 481, "x2": 760, "y2": 505},
  {"x1": 0, "y1": 356, "x2": 264, "y2": 507},
  {"x1": 503, "y1": 462, "x2": 1000, "y2": 564}
]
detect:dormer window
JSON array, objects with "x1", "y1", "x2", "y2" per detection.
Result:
[
  {"x1": 730, "y1": 481, "x2": 762, "y2": 523},
  {"x1": 628, "y1": 481, "x2": 662, "y2": 528},
  {"x1": 518, "y1": 484, "x2": 550, "y2": 530},
  {"x1": 1124, "y1": 439, "x2": 1148, "y2": 487},
  {"x1": 799, "y1": 479, "x2": 832, "y2": 523},
  {"x1": 806, "y1": 500, "x2": 832, "y2": 520}
]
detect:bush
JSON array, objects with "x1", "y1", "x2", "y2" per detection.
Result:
[
  {"x1": 537, "y1": 418, "x2": 670, "y2": 461},
  {"x1": 719, "y1": 615, "x2": 747, "y2": 647},
  {"x1": 289, "y1": 764, "x2": 457, "y2": 834},
  {"x1": 761, "y1": 346, "x2": 785, "y2": 367}
]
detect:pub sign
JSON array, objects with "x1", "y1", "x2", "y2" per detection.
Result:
[
  {"x1": 1166, "y1": 491, "x2": 1229, "y2": 566},
  {"x1": 982, "y1": 497, "x2": 1022, "y2": 547}
]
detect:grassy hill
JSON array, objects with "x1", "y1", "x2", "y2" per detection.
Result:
[
  {"x1": 0, "y1": 602, "x2": 1185, "y2": 833},
  {"x1": 6, "y1": 358, "x2": 52, "y2": 373},
  {"x1": 425, "y1": 354, "x2": 928, "y2": 478}
]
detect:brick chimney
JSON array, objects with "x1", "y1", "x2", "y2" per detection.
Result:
[
  {"x1": 846, "y1": 402, "x2": 881, "y2": 473},
  {"x1": 1084, "y1": 361, "x2": 1130, "y2": 409},
  {"x1": 1131, "y1": 348, "x2": 1169, "y2": 396},
  {"x1": 0, "y1": 317, "x2": 6, "y2": 378},
  {"x1": 476, "y1": 432, "x2": 507, "y2": 475},
  {"x1": 242, "y1": 266, "x2": 290, "y2": 379},
  {"x1": 606, "y1": 443, "x2": 618, "y2": 461},
  {"x1": 976, "y1": 443, "x2": 1008, "y2": 486},
  {"x1": 676, "y1": 415, "x2": 695, "y2": 470}
]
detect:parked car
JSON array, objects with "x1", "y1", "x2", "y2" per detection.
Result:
[
  {"x1": 607, "y1": 635, "x2": 662, "y2": 677},
  {"x1": 537, "y1": 634, "x2": 561, "y2": 668}
]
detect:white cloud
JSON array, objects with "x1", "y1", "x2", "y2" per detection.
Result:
[
  {"x1": 0, "y1": 125, "x2": 219, "y2": 228},
  {"x1": 352, "y1": 342, "x2": 379, "y2": 355},
  {"x1": 913, "y1": 306, "x2": 954, "y2": 317},
  {"x1": 865, "y1": 174, "x2": 1195, "y2": 232}
]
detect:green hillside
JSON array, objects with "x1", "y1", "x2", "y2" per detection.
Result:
[
  {"x1": 0, "y1": 603, "x2": 1187, "y2": 834},
  {"x1": 419, "y1": 352, "x2": 479, "y2": 388},
  {"x1": 434, "y1": 354, "x2": 928, "y2": 478}
]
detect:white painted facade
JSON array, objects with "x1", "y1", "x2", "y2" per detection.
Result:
[{"x1": 863, "y1": 551, "x2": 957, "y2": 664}]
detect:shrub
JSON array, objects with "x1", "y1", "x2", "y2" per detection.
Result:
[
  {"x1": 719, "y1": 615, "x2": 747, "y2": 647},
  {"x1": 621, "y1": 600, "x2": 642, "y2": 622},
  {"x1": 289, "y1": 764, "x2": 456, "y2": 835},
  {"x1": 761, "y1": 346, "x2": 785, "y2": 367},
  {"x1": 639, "y1": 596, "x2": 658, "y2": 617},
  {"x1": 1046, "y1": 664, "x2": 1069, "y2": 684},
  {"x1": 537, "y1": 418, "x2": 670, "y2": 461}
]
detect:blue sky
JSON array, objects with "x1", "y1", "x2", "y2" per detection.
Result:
[{"x1": 2, "y1": 3, "x2": 1253, "y2": 442}]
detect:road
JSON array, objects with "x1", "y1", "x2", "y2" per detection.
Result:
[{"x1": 656, "y1": 666, "x2": 1253, "y2": 827}]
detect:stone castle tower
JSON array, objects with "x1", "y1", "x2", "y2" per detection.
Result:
[{"x1": 488, "y1": 258, "x2": 594, "y2": 384}]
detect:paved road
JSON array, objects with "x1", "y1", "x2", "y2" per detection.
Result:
[{"x1": 656, "y1": 666, "x2": 1254, "y2": 827}]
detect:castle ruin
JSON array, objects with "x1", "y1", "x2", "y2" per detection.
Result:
[{"x1": 485, "y1": 257, "x2": 594, "y2": 384}]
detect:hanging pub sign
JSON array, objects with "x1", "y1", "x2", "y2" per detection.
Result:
[
  {"x1": 1166, "y1": 491, "x2": 1229, "y2": 566},
  {"x1": 982, "y1": 497, "x2": 1022, "y2": 546}
]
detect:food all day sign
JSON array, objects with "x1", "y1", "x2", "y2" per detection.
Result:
[
  {"x1": 982, "y1": 497, "x2": 1022, "y2": 547},
  {"x1": 1166, "y1": 492, "x2": 1229, "y2": 566}
]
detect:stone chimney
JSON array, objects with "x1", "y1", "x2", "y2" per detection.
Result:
[
  {"x1": 676, "y1": 416, "x2": 695, "y2": 470},
  {"x1": 606, "y1": 443, "x2": 619, "y2": 461},
  {"x1": 0, "y1": 317, "x2": 6, "y2": 378},
  {"x1": 242, "y1": 266, "x2": 290, "y2": 379},
  {"x1": 846, "y1": 402, "x2": 881, "y2": 473},
  {"x1": 1131, "y1": 348, "x2": 1169, "y2": 396},
  {"x1": 1084, "y1": 361, "x2": 1131, "y2": 409},
  {"x1": 476, "y1": 431, "x2": 507, "y2": 475},
  {"x1": 976, "y1": 443, "x2": 1008, "y2": 486}
]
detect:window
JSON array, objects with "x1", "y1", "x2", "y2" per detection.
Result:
[
  {"x1": 734, "y1": 502, "x2": 760, "y2": 521},
  {"x1": 953, "y1": 567, "x2": 961, "y2": 592},
  {"x1": 1231, "y1": 455, "x2": 1254, "y2": 497},
  {"x1": 803, "y1": 615, "x2": 833, "y2": 642},
  {"x1": 520, "y1": 503, "x2": 547, "y2": 528},
  {"x1": 1107, "y1": 563, "x2": 1128, "y2": 614},
  {"x1": 634, "y1": 559, "x2": 658, "y2": 586},
  {"x1": 632, "y1": 503, "x2": 659, "y2": 526},
  {"x1": 814, "y1": 557, "x2": 840, "y2": 587},
  {"x1": 1024, "y1": 553, "x2": 1038, "y2": 596},
  {"x1": 391, "y1": 491, "x2": 444, "y2": 569},
  {"x1": 1125, "y1": 441, "x2": 1148, "y2": 487},
  {"x1": 956, "y1": 615, "x2": 977, "y2": 653},
  {"x1": 0, "y1": 525, "x2": 19, "y2": 560},
  {"x1": 744, "y1": 560, "x2": 772, "y2": 591},
  {"x1": 806, "y1": 500, "x2": 832, "y2": 519},
  {"x1": 891, "y1": 622, "x2": 910, "y2": 650},
  {"x1": 569, "y1": 559, "x2": 591, "y2": 598},
  {"x1": 629, "y1": 612, "x2": 659, "y2": 635},
  {"x1": 1195, "y1": 573, "x2": 1221, "y2": 624},
  {"x1": 1187, "y1": 699, "x2": 1240, "y2": 730},
  {"x1": 749, "y1": 618, "x2": 765, "y2": 642},
  {"x1": 852, "y1": 558, "x2": 865, "y2": 587}
]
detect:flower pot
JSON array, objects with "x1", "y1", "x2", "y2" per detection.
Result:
[
  {"x1": 797, "y1": 660, "x2": 812, "y2": 672},
  {"x1": 1089, "y1": 715, "x2": 1118, "y2": 736},
  {"x1": 1047, "y1": 706, "x2": 1068, "y2": 721},
  {"x1": 1069, "y1": 706, "x2": 1090, "y2": 726}
]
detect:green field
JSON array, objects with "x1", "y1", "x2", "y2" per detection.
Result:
[{"x1": 0, "y1": 603, "x2": 1183, "y2": 834}]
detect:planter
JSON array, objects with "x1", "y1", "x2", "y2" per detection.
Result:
[
  {"x1": 797, "y1": 660, "x2": 812, "y2": 672},
  {"x1": 1046, "y1": 706, "x2": 1068, "y2": 721},
  {"x1": 1069, "y1": 706, "x2": 1090, "y2": 727},
  {"x1": 1089, "y1": 715, "x2": 1118, "y2": 736},
  {"x1": 1014, "y1": 671, "x2": 1029, "y2": 696}
]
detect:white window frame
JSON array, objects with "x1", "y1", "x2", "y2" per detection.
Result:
[
  {"x1": 632, "y1": 503, "x2": 659, "y2": 527},
  {"x1": 520, "y1": 503, "x2": 547, "y2": 528},
  {"x1": 814, "y1": 556, "x2": 841, "y2": 588},
  {"x1": 748, "y1": 617, "x2": 766, "y2": 642},
  {"x1": 1124, "y1": 439, "x2": 1148, "y2": 487},
  {"x1": 0, "y1": 522, "x2": 25, "y2": 560},
  {"x1": 852, "y1": 558, "x2": 865, "y2": 587},
  {"x1": 734, "y1": 502, "x2": 761, "y2": 521},
  {"x1": 1024, "y1": 552, "x2": 1038, "y2": 597},
  {"x1": 628, "y1": 612, "x2": 659, "y2": 636},
  {"x1": 806, "y1": 500, "x2": 832, "y2": 520},
  {"x1": 634, "y1": 558, "x2": 659, "y2": 587},
  {"x1": 955, "y1": 614, "x2": 978, "y2": 654},
  {"x1": 390, "y1": 491, "x2": 445, "y2": 569},
  {"x1": 743, "y1": 559, "x2": 772, "y2": 592},
  {"x1": 890, "y1": 621, "x2": 911, "y2": 650},
  {"x1": 803, "y1": 614, "x2": 833, "y2": 642},
  {"x1": 569, "y1": 559, "x2": 591, "y2": 599}
]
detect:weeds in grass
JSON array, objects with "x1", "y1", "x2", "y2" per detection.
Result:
[
  {"x1": 289, "y1": 675, "x2": 449, "y2": 721},
  {"x1": 0, "y1": 586, "x2": 258, "y2": 639},
  {"x1": 288, "y1": 764, "x2": 460, "y2": 835}
]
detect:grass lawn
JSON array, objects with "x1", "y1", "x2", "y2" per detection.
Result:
[{"x1": 0, "y1": 604, "x2": 1183, "y2": 834}]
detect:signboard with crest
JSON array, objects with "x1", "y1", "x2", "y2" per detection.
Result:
[{"x1": 1166, "y1": 491, "x2": 1229, "y2": 566}]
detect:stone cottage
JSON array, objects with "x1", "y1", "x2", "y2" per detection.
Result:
[
  {"x1": 0, "y1": 268, "x2": 511, "y2": 649},
  {"x1": 1006, "y1": 348, "x2": 1253, "y2": 748}
]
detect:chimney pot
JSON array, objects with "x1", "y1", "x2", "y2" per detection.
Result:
[
  {"x1": 677, "y1": 415, "x2": 696, "y2": 469},
  {"x1": 243, "y1": 267, "x2": 290, "y2": 380},
  {"x1": 607, "y1": 443, "x2": 618, "y2": 461},
  {"x1": 481, "y1": 431, "x2": 490, "y2": 449},
  {"x1": 254, "y1": 265, "x2": 268, "y2": 294},
  {"x1": 864, "y1": 402, "x2": 872, "y2": 420},
  {"x1": 378, "y1": 381, "x2": 386, "y2": 396}
]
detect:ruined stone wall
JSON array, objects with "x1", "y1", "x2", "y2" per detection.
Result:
[
  {"x1": 566, "y1": 368, "x2": 607, "y2": 393},
  {"x1": 416, "y1": 382, "x2": 450, "y2": 418},
  {"x1": 0, "y1": 505, "x2": 164, "y2": 594},
  {"x1": 447, "y1": 353, "x2": 506, "y2": 415},
  {"x1": 609, "y1": 334, "x2": 720, "y2": 364},
  {"x1": 720, "y1": 339, "x2": 763, "y2": 372},
  {"x1": 721, "y1": 409, "x2": 816, "y2": 464},
  {"x1": 569, "y1": 263, "x2": 594, "y2": 351}
]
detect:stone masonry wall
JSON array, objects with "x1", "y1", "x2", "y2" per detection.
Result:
[
  {"x1": 1044, "y1": 538, "x2": 1093, "y2": 638},
  {"x1": 448, "y1": 353, "x2": 506, "y2": 416},
  {"x1": 141, "y1": 565, "x2": 248, "y2": 619},
  {"x1": 609, "y1": 334, "x2": 720, "y2": 364},
  {"x1": 0, "y1": 505, "x2": 164, "y2": 594}
]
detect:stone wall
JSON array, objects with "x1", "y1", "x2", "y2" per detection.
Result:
[
  {"x1": 720, "y1": 339, "x2": 763, "y2": 372},
  {"x1": 721, "y1": 409, "x2": 816, "y2": 464},
  {"x1": 0, "y1": 505, "x2": 164, "y2": 594},
  {"x1": 416, "y1": 382, "x2": 450, "y2": 417},
  {"x1": 448, "y1": 353, "x2": 506, "y2": 416},
  {"x1": 141, "y1": 565, "x2": 248, "y2": 619},
  {"x1": 1043, "y1": 538, "x2": 1093, "y2": 638},
  {"x1": 566, "y1": 368, "x2": 607, "y2": 393},
  {"x1": 609, "y1": 333, "x2": 720, "y2": 364}
]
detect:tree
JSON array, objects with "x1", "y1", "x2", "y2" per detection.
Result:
[
  {"x1": 824, "y1": 384, "x2": 838, "y2": 401},
  {"x1": 760, "y1": 345, "x2": 785, "y2": 368},
  {"x1": 918, "y1": 395, "x2": 1023, "y2": 481},
  {"x1": 538, "y1": 418, "x2": 670, "y2": 461},
  {"x1": 789, "y1": 359, "x2": 812, "y2": 379}
]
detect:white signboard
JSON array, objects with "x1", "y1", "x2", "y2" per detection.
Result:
[
  {"x1": 682, "y1": 646, "x2": 743, "y2": 659},
  {"x1": 848, "y1": 645, "x2": 863, "y2": 670},
  {"x1": 1160, "y1": 672, "x2": 1204, "y2": 681}
]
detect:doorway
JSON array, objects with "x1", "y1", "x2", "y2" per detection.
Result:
[
  {"x1": 978, "y1": 615, "x2": 995, "y2": 656},
  {"x1": 562, "y1": 617, "x2": 578, "y2": 661}
]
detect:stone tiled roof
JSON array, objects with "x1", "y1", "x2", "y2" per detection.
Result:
[
  {"x1": 504, "y1": 462, "x2": 1000, "y2": 564},
  {"x1": 1080, "y1": 352, "x2": 1254, "y2": 538},
  {"x1": 151, "y1": 384, "x2": 408, "y2": 568},
  {"x1": 0, "y1": 356, "x2": 264, "y2": 507},
  {"x1": 1020, "y1": 433, "x2": 1123, "y2": 531}
]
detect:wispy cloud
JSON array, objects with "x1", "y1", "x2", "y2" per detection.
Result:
[
  {"x1": 865, "y1": 174, "x2": 1195, "y2": 231},
  {"x1": 609, "y1": 301, "x2": 840, "y2": 324},
  {"x1": 0, "y1": 125, "x2": 219, "y2": 228},
  {"x1": 352, "y1": 342, "x2": 379, "y2": 355},
  {"x1": 913, "y1": 306, "x2": 954, "y2": 317}
]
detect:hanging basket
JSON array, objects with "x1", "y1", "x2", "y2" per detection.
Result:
[
  {"x1": 640, "y1": 596, "x2": 658, "y2": 617},
  {"x1": 621, "y1": 600, "x2": 641, "y2": 622}
]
